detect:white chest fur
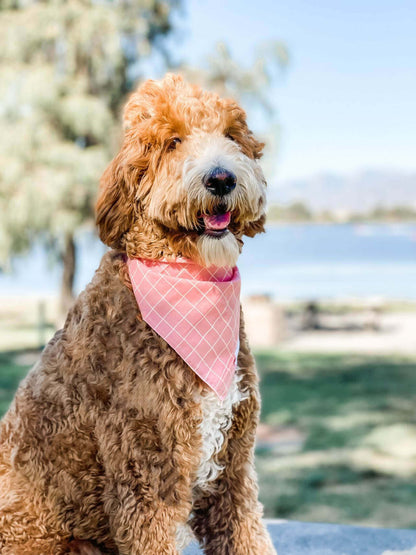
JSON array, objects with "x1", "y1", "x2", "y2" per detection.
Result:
[
  {"x1": 176, "y1": 371, "x2": 248, "y2": 551},
  {"x1": 194, "y1": 370, "x2": 248, "y2": 490}
]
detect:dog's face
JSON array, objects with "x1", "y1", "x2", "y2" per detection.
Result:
[{"x1": 96, "y1": 74, "x2": 267, "y2": 267}]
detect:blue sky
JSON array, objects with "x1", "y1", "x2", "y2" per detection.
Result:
[{"x1": 178, "y1": 0, "x2": 416, "y2": 180}]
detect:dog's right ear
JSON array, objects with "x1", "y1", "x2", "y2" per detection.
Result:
[
  {"x1": 96, "y1": 79, "x2": 161, "y2": 248},
  {"x1": 95, "y1": 151, "x2": 136, "y2": 249}
]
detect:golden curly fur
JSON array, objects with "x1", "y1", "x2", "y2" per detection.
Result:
[{"x1": 0, "y1": 74, "x2": 275, "y2": 554}]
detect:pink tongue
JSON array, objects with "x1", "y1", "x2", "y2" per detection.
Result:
[{"x1": 202, "y1": 211, "x2": 231, "y2": 230}]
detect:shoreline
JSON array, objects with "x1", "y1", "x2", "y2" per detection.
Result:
[{"x1": 265, "y1": 220, "x2": 416, "y2": 227}]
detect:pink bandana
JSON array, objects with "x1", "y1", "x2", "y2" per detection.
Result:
[{"x1": 127, "y1": 257, "x2": 241, "y2": 400}]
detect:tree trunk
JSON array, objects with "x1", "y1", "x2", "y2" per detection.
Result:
[{"x1": 59, "y1": 232, "x2": 76, "y2": 319}]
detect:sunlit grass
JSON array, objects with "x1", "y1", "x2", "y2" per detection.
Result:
[{"x1": 255, "y1": 351, "x2": 416, "y2": 527}]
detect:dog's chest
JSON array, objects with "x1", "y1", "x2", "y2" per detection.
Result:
[
  {"x1": 176, "y1": 372, "x2": 247, "y2": 551},
  {"x1": 194, "y1": 371, "x2": 247, "y2": 490}
]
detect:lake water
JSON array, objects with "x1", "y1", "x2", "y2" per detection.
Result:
[{"x1": 1, "y1": 223, "x2": 416, "y2": 300}]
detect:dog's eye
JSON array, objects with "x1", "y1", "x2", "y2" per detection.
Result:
[{"x1": 168, "y1": 137, "x2": 182, "y2": 150}]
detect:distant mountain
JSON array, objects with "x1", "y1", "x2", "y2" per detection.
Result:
[{"x1": 271, "y1": 170, "x2": 416, "y2": 214}]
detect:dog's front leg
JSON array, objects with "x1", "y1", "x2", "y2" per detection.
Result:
[
  {"x1": 190, "y1": 393, "x2": 276, "y2": 555},
  {"x1": 101, "y1": 460, "x2": 194, "y2": 555},
  {"x1": 97, "y1": 406, "x2": 201, "y2": 555},
  {"x1": 104, "y1": 499, "x2": 184, "y2": 555}
]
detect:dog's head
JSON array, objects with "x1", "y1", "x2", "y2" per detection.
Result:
[{"x1": 96, "y1": 74, "x2": 266, "y2": 267}]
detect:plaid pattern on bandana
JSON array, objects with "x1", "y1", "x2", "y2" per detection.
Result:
[{"x1": 127, "y1": 257, "x2": 241, "y2": 400}]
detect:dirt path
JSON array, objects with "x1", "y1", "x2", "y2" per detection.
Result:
[{"x1": 281, "y1": 312, "x2": 416, "y2": 354}]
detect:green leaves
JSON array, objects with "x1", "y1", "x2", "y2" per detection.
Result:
[{"x1": 0, "y1": 0, "x2": 179, "y2": 275}]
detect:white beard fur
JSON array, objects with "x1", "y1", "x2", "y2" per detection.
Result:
[{"x1": 197, "y1": 231, "x2": 240, "y2": 268}]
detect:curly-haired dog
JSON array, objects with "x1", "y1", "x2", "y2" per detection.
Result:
[{"x1": 0, "y1": 74, "x2": 275, "y2": 554}]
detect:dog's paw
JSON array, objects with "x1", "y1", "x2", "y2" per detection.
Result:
[{"x1": 67, "y1": 540, "x2": 104, "y2": 555}]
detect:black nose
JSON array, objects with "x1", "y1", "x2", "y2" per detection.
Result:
[{"x1": 204, "y1": 167, "x2": 237, "y2": 196}]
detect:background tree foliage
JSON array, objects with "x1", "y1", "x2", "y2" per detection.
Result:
[
  {"x1": 0, "y1": 0, "x2": 180, "y2": 312},
  {"x1": 0, "y1": 0, "x2": 287, "y2": 313}
]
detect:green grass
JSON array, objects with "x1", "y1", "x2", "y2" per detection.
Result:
[
  {"x1": 258, "y1": 352, "x2": 416, "y2": 434},
  {"x1": 0, "y1": 351, "x2": 32, "y2": 415},
  {"x1": 255, "y1": 351, "x2": 416, "y2": 527},
  {"x1": 1, "y1": 349, "x2": 416, "y2": 528}
]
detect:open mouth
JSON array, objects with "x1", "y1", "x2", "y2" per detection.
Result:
[{"x1": 199, "y1": 204, "x2": 231, "y2": 238}]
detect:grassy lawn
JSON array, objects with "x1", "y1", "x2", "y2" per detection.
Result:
[
  {"x1": 0, "y1": 351, "x2": 33, "y2": 415},
  {"x1": 1, "y1": 349, "x2": 416, "y2": 528},
  {"x1": 255, "y1": 351, "x2": 416, "y2": 528}
]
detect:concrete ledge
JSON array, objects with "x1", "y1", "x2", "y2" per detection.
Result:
[{"x1": 184, "y1": 520, "x2": 416, "y2": 554}]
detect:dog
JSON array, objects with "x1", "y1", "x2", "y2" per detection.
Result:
[{"x1": 0, "y1": 74, "x2": 275, "y2": 554}]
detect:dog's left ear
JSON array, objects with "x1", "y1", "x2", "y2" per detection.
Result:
[{"x1": 244, "y1": 213, "x2": 266, "y2": 238}]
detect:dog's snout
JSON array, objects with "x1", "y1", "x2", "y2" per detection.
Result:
[{"x1": 204, "y1": 167, "x2": 237, "y2": 196}]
